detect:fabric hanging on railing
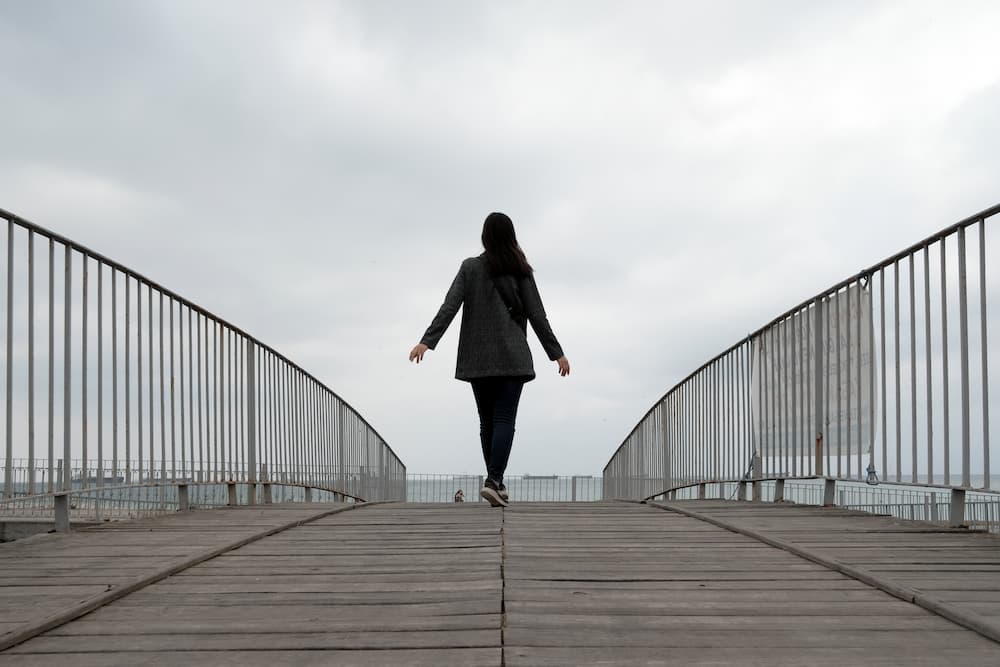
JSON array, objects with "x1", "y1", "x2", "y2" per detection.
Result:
[{"x1": 750, "y1": 283, "x2": 874, "y2": 458}]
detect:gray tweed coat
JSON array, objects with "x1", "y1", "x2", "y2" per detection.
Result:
[{"x1": 420, "y1": 254, "x2": 564, "y2": 382}]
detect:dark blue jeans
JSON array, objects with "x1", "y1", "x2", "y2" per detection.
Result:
[{"x1": 470, "y1": 377, "x2": 525, "y2": 486}]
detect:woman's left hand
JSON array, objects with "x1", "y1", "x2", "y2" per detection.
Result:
[
  {"x1": 409, "y1": 343, "x2": 429, "y2": 363},
  {"x1": 557, "y1": 356, "x2": 570, "y2": 377}
]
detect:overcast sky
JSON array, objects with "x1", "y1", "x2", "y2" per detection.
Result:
[{"x1": 2, "y1": 1, "x2": 998, "y2": 476}]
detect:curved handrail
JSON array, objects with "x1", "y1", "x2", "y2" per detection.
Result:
[
  {"x1": 1, "y1": 208, "x2": 405, "y2": 502},
  {"x1": 606, "y1": 203, "x2": 999, "y2": 501}
]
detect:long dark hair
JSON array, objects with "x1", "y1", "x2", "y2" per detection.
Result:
[{"x1": 481, "y1": 212, "x2": 533, "y2": 277}]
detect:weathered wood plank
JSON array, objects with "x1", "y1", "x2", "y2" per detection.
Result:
[{"x1": 0, "y1": 648, "x2": 501, "y2": 666}]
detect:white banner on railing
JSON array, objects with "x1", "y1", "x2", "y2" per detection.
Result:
[{"x1": 751, "y1": 283, "x2": 874, "y2": 458}]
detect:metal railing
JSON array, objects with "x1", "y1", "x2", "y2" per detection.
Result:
[
  {"x1": 605, "y1": 204, "x2": 999, "y2": 526},
  {"x1": 407, "y1": 473, "x2": 602, "y2": 502},
  {"x1": 0, "y1": 207, "x2": 406, "y2": 516}
]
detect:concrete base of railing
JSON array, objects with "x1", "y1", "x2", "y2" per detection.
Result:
[
  {"x1": 823, "y1": 478, "x2": 836, "y2": 506},
  {"x1": 950, "y1": 488, "x2": 966, "y2": 527},
  {"x1": 54, "y1": 493, "x2": 69, "y2": 533},
  {"x1": 0, "y1": 518, "x2": 101, "y2": 542},
  {"x1": 1, "y1": 480, "x2": 364, "y2": 540}
]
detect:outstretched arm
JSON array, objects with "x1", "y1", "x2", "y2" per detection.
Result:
[
  {"x1": 409, "y1": 262, "x2": 466, "y2": 364},
  {"x1": 521, "y1": 274, "x2": 570, "y2": 377}
]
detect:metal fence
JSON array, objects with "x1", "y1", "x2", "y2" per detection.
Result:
[
  {"x1": 0, "y1": 207, "x2": 406, "y2": 516},
  {"x1": 407, "y1": 474, "x2": 602, "y2": 503},
  {"x1": 605, "y1": 204, "x2": 999, "y2": 526}
]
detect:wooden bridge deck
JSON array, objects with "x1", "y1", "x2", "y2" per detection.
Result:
[{"x1": 1, "y1": 500, "x2": 999, "y2": 666}]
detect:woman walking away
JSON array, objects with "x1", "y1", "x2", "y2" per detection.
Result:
[{"x1": 409, "y1": 212, "x2": 570, "y2": 507}]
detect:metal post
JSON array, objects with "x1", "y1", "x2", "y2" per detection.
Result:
[
  {"x1": 227, "y1": 481, "x2": 237, "y2": 506},
  {"x1": 979, "y1": 220, "x2": 990, "y2": 489},
  {"x1": 304, "y1": 486, "x2": 313, "y2": 503},
  {"x1": 82, "y1": 257, "x2": 89, "y2": 485},
  {"x1": 697, "y1": 483, "x2": 706, "y2": 499},
  {"x1": 178, "y1": 483, "x2": 189, "y2": 512},
  {"x1": 957, "y1": 227, "x2": 971, "y2": 488},
  {"x1": 54, "y1": 493, "x2": 69, "y2": 533},
  {"x1": 28, "y1": 231, "x2": 35, "y2": 495},
  {"x1": 774, "y1": 478, "x2": 785, "y2": 502},
  {"x1": 813, "y1": 297, "x2": 823, "y2": 477},
  {"x1": 4, "y1": 221, "x2": 12, "y2": 499},
  {"x1": 62, "y1": 245, "x2": 72, "y2": 491},
  {"x1": 941, "y1": 239, "x2": 950, "y2": 486},
  {"x1": 247, "y1": 340, "x2": 257, "y2": 504}
]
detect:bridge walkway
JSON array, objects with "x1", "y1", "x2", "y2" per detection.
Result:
[{"x1": 0, "y1": 501, "x2": 998, "y2": 665}]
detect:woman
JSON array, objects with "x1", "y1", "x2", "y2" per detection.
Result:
[{"x1": 409, "y1": 212, "x2": 570, "y2": 507}]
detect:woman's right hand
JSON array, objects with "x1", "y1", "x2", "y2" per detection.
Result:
[
  {"x1": 409, "y1": 343, "x2": 429, "y2": 363},
  {"x1": 557, "y1": 356, "x2": 570, "y2": 377}
]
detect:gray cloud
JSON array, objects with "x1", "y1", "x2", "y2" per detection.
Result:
[{"x1": 2, "y1": 0, "x2": 998, "y2": 475}]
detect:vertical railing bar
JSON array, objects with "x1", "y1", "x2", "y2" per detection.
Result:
[
  {"x1": 148, "y1": 284, "x2": 154, "y2": 481},
  {"x1": 978, "y1": 219, "x2": 990, "y2": 490},
  {"x1": 869, "y1": 273, "x2": 876, "y2": 479},
  {"x1": 312, "y1": 379, "x2": 319, "y2": 487},
  {"x1": 791, "y1": 315, "x2": 798, "y2": 478},
  {"x1": 924, "y1": 247, "x2": 933, "y2": 485},
  {"x1": 957, "y1": 226, "x2": 971, "y2": 488},
  {"x1": 801, "y1": 307, "x2": 808, "y2": 476},
  {"x1": 213, "y1": 321, "x2": 220, "y2": 481},
  {"x1": 229, "y1": 329, "x2": 234, "y2": 479},
  {"x1": 779, "y1": 320, "x2": 786, "y2": 478},
  {"x1": 4, "y1": 221, "x2": 13, "y2": 498},
  {"x1": 769, "y1": 325, "x2": 777, "y2": 477},
  {"x1": 112, "y1": 269, "x2": 118, "y2": 483},
  {"x1": 179, "y1": 301, "x2": 186, "y2": 479},
  {"x1": 237, "y1": 335, "x2": 243, "y2": 481},
  {"x1": 97, "y1": 261, "x2": 103, "y2": 488},
  {"x1": 941, "y1": 237, "x2": 951, "y2": 486},
  {"x1": 743, "y1": 341, "x2": 751, "y2": 476},
  {"x1": 158, "y1": 289, "x2": 166, "y2": 482},
  {"x1": 836, "y1": 288, "x2": 842, "y2": 478},
  {"x1": 846, "y1": 284, "x2": 853, "y2": 479},
  {"x1": 28, "y1": 231, "x2": 36, "y2": 494},
  {"x1": 893, "y1": 260, "x2": 903, "y2": 482},
  {"x1": 81, "y1": 255, "x2": 88, "y2": 485},
  {"x1": 813, "y1": 297, "x2": 824, "y2": 477},
  {"x1": 727, "y1": 352, "x2": 733, "y2": 480},
  {"x1": 169, "y1": 296, "x2": 176, "y2": 482},
  {"x1": 802, "y1": 308, "x2": 808, "y2": 477},
  {"x1": 246, "y1": 338, "x2": 255, "y2": 489},
  {"x1": 125, "y1": 275, "x2": 131, "y2": 483},
  {"x1": 197, "y1": 313, "x2": 204, "y2": 482},
  {"x1": 297, "y1": 373, "x2": 305, "y2": 485},
  {"x1": 186, "y1": 307, "x2": 194, "y2": 479},
  {"x1": 909, "y1": 254, "x2": 917, "y2": 483},
  {"x1": 880, "y1": 267, "x2": 887, "y2": 482},
  {"x1": 47, "y1": 238, "x2": 54, "y2": 492},
  {"x1": 755, "y1": 334, "x2": 763, "y2": 477},
  {"x1": 856, "y1": 278, "x2": 862, "y2": 479},
  {"x1": 137, "y1": 278, "x2": 143, "y2": 484},
  {"x1": 825, "y1": 294, "x2": 831, "y2": 476},
  {"x1": 282, "y1": 361, "x2": 289, "y2": 483},
  {"x1": 62, "y1": 244, "x2": 71, "y2": 492}
]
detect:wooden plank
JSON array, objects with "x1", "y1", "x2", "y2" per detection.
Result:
[
  {"x1": 0, "y1": 648, "x2": 501, "y2": 666},
  {"x1": 6, "y1": 630, "x2": 500, "y2": 652}
]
